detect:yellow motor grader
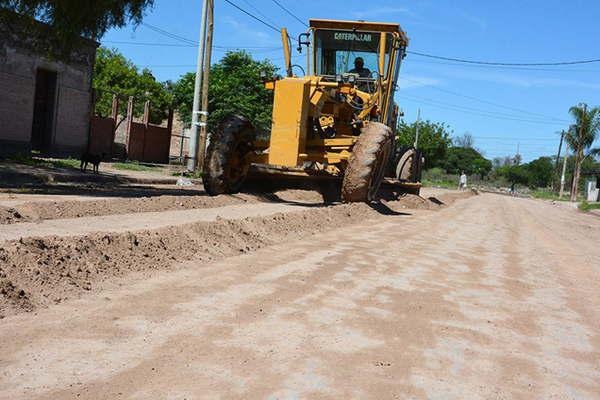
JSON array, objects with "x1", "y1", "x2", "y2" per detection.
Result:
[{"x1": 203, "y1": 18, "x2": 423, "y2": 202}]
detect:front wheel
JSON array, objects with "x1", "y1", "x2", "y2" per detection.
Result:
[
  {"x1": 203, "y1": 115, "x2": 255, "y2": 196},
  {"x1": 341, "y1": 122, "x2": 394, "y2": 203}
]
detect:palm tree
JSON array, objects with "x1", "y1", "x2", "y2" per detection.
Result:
[{"x1": 566, "y1": 103, "x2": 600, "y2": 201}]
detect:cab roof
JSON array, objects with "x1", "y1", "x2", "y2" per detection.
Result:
[{"x1": 309, "y1": 19, "x2": 408, "y2": 44}]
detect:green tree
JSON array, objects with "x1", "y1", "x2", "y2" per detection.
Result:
[
  {"x1": 0, "y1": 0, "x2": 153, "y2": 44},
  {"x1": 566, "y1": 103, "x2": 600, "y2": 201},
  {"x1": 526, "y1": 156, "x2": 554, "y2": 188},
  {"x1": 93, "y1": 47, "x2": 172, "y2": 124},
  {"x1": 494, "y1": 156, "x2": 557, "y2": 189},
  {"x1": 442, "y1": 146, "x2": 492, "y2": 177},
  {"x1": 507, "y1": 165, "x2": 529, "y2": 186},
  {"x1": 172, "y1": 51, "x2": 277, "y2": 135},
  {"x1": 396, "y1": 119, "x2": 452, "y2": 169}
]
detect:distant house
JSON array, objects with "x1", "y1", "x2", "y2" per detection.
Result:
[
  {"x1": 0, "y1": 11, "x2": 98, "y2": 157},
  {"x1": 584, "y1": 169, "x2": 600, "y2": 202}
]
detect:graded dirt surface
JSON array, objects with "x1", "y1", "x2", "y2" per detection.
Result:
[
  {"x1": 0, "y1": 188, "x2": 461, "y2": 317},
  {"x1": 1, "y1": 192, "x2": 599, "y2": 399},
  {"x1": 0, "y1": 192, "x2": 255, "y2": 225}
]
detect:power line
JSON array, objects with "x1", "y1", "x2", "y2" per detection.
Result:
[
  {"x1": 141, "y1": 22, "x2": 197, "y2": 45},
  {"x1": 400, "y1": 94, "x2": 565, "y2": 126},
  {"x1": 270, "y1": 0, "x2": 308, "y2": 27},
  {"x1": 400, "y1": 93, "x2": 552, "y2": 122},
  {"x1": 409, "y1": 58, "x2": 600, "y2": 73},
  {"x1": 223, "y1": 0, "x2": 281, "y2": 33},
  {"x1": 139, "y1": 22, "x2": 599, "y2": 73},
  {"x1": 138, "y1": 55, "x2": 287, "y2": 68},
  {"x1": 102, "y1": 40, "x2": 280, "y2": 50},
  {"x1": 104, "y1": 40, "x2": 195, "y2": 47},
  {"x1": 407, "y1": 50, "x2": 600, "y2": 67},
  {"x1": 400, "y1": 76, "x2": 570, "y2": 123},
  {"x1": 240, "y1": 0, "x2": 280, "y2": 27}
]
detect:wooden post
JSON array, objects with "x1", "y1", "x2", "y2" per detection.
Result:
[
  {"x1": 167, "y1": 108, "x2": 174, "y2": 134},
  {"x1": 187, "y1": 0, "x2": 210, "y2": 171},
  {"x1": 553, "y1": 130, "x2": 564, "y2": 191},
  {"x1": 111, "y1": 95, "x2": 119, "y2": 121},
  {"x1": 559, "y1": 145, "x2": 568, "y2": 199},
  {"x1": 571, "y1": 104, "x2": 586, "y2": 202},
  {"x1": 143, "y1": 100, "x2": 150, "y2": 127},
  {"x1": 196, "y1": 0, "x2": 214, "y2": 170},
  {"x1": 109, "y1": 95, "x2": 119, "y2": 159},
  {"x1": 142, "y1": 101, "x2": 151, "y2": 160},
  {"x1": 125, "y1": 96, "x2": 134, "y2": 157}
]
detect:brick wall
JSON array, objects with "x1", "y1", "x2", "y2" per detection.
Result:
[{"x1": 0, "y1": 14, "x2": 97, "y2": 157}]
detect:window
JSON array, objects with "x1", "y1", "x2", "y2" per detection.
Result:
[{"x1": 314, "y1": 30, "x2": 392, "y2": 79}]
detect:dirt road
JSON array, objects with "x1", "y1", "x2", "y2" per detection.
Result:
[{"x1": 1, "y1": 193, "x2": 599, "y2": 399}]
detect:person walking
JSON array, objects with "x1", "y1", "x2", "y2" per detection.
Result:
[{"x1": 459, "y1": 171, "x2": 468, "y2": 191}]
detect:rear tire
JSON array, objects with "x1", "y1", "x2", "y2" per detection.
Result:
[
  {"x1": 203, "y1": 115, "x2": 255, "y2": 196},
  {"x1": 395, "y1": 148, "x2": 423, "y2": 196},
  {"x1": 341, "y1": 122, "x2": 394, "y2": 203},
  {"x1": 396, "y1": 148, "x2": 417, "y2": 181}
]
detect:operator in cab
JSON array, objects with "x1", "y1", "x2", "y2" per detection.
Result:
[{"x1": 348, "y1": 57, "x2": 371, "y2": 78}]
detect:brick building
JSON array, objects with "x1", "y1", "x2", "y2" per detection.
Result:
[{"x1": 0, "y1": 12, "x2": 98, "y2": 156}]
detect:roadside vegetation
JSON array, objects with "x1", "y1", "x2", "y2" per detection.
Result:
[
  {"x1": 394, "y1": 106, "x2": 599, "y2": 200},
  {"x1": 111, "y1": 161, "x2": 160, "y2": 172},
  {"x1": 3, "y1": 154, "x2": 162, "y2": 174},
  {"x1": 579, "y1": 201, "x2": 600, "y2": 212},
  {"x1": 4, "y1": 153, "x2": 80, "y2": 170}
]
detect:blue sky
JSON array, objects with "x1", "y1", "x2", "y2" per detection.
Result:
[{"x1": 101, "y1": 0, "x2": 600, "y2": 162}]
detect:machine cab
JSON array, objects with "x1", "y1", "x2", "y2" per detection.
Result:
[{"x1": 307, "y1": 20, "x2": 407, "y2": 94}]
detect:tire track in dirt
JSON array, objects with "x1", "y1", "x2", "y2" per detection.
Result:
[
  {"x1": 408, "y1": 195, "x2": 599, "y2": 399},
  {"x1": 0, "y1": 192, "x2": 470, "y2": 318},
  {"x1": 2, "y1": 193, "x2": 596, "y2": 399},
  {"x1": 0, "y1": 200, "x2": 463, "y2": 399}
]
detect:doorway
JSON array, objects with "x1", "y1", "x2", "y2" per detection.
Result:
[{"x1": 31, "y1": 69, "x2": 57, "y2": 151}]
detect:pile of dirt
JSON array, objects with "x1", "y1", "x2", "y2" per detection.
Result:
[
  {"x1": 0, "y1": 191, "x2": 473, "y2": 318},
  {"x1": 0, "y1": 186, "x2": 438, "y2": 225},
  {"x1": 0, "y1": 206, "x2": 31, "y2": 224},
  {"x1": 0, "y1": 194, "x2": 257, "y2": 225}
]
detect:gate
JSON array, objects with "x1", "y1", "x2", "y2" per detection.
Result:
[
  {"x1": 125, "y1": 98, "x2": 173, "y2": 164},
  {"x1": 89, "y1": 95, "x2": 118, "y2": 158}
]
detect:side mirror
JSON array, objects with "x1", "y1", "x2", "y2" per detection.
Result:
[{"x1": 297, "y1": 32, "x2": 310, "y2": 53}]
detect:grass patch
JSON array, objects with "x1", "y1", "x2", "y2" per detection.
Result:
[
  {"x1": 111, "y1": 161, "x2": 159, "y2": 172},
  {"x1": 530, "y1": 189, "x2": 586, "y2": 202},
  {"x1": 530, "y1": 190, "x2": 563, "y2": 201},
  {"x1": 51, "y1": 158, "x2": 80, "y2": 169},
  {"x1": 579, "y1": 201, "x2": 600, "y2": 212},
  {"x1": 4, "y1": 153, "x2": 80, "y2": 170}
]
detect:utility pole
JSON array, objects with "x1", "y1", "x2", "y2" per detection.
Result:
[
  {"x1": 196, "y1": 0, "x2": 214, "y2": 170},
  {"x1": 553, "y1": 130, "x2": 565, "y2": 191},
  {"x1": 571, "y1": 103, "x2": 586, "y2": 201},
  {"x1": 414, "y1": 108, "x2": 421, "y2": 149},
  {"x1": 559, "y1": 143, "x2": 569, "y2": 199},
  {"x1": 187, "y1": 0, "x2": 210, "y2": 171}
]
